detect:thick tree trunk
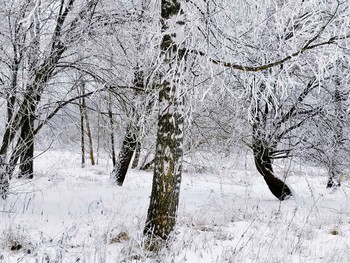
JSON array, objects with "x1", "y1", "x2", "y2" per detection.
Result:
[
  {"x1": 18, "y1": 115, "x2": 35, "y2": 179},
  {"x1": 113, "y1": 126, "x2": 138, "y2": 186},
  {"x1": 253, "y1": 140, "x2": 292, "y2": 200},
  {"x1": 143, "y1": 0, "x2": 186, "y2": 246},
  {"x1": 6, "y1": 111, "x2": 35, "y2": 181},
  {"x1": 19, "y1": 142, "x2": 34, "y2": 179},
  {"x1": 143, "y1": 84, "x2": 184, "y2": 244}
]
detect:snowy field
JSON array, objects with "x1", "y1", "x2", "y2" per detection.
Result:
[{"x1": 0, "y1": 150, "x2": 350, "y2": 263}]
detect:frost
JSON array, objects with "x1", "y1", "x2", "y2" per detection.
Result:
[
  {"x1": 166, "y1": 13, "x2": 187, "y2": 45},
  {"x1": 0, "y1": 150, "x2": 348, "y2": 262}
]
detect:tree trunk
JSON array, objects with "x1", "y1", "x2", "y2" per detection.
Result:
[
  {"x1": 113, "y1": 126, "x2": 138, "y2": 186},
  {"x1": 108, "y1": 97, "x2": 116, "y2": 167},
  {"x1": 19, "y1": 142, "x2": 34, "y2": 179},
  {"x1": 143, "y1": 82, "x2": 184, "y2": 244},
  {"x1": 0, "y1": 155, "x2": 9, "y2": 199},
  {"x1": 253, "y1": 140, "x2": 292, "y2": 200},
  {"x1": 82, "y1": 91, "x2": 95, "y2": 166},
  {"x1": 131, "y1": 141, "x2": 141, "y2": 169},
  {"x1": 327, "y1": 83, "x2": 343, "y2": 188},
  {"x1": 96, "y1": 110, "x2": 100, "y2": 165},
  {"x1": 112, "y1": 66, "x2": 145, "y2": 182},
  {"x1": 79, "y1": 96, "x2": 86, "y2": 168},
  {"x1": 143, "y1": 0, "x2": 186, "y2": 245},
  {"x1": 18, "y1": 114, "x2": 35, "y2": 179}
]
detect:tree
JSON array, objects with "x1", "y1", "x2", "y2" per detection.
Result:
[
  {"x1": 0, "y1": 0, "x2": 100, "y2": 197},
  {"x1": 143, "y1": 0, "x2": 187, "y2": 246},
  {"x1": 325, "y1": 60, "x2": 348, "y2": 188},
  {"x1": 297, "y1": 58, "x2": 350, "y2": 188},
  {"x1": 247, "y1": 76, "x2": 317, "y2": 200},
  {"x1": 112, "y1": 71, "x2": 145, "y2": 186}
]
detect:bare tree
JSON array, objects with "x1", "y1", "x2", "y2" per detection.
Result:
[
  {"x1": 143, "y1": 0, "x2": 187, "y2": 247},
  {"x1": 0, "y1": 0, "x2": 100, "y2": 197}
]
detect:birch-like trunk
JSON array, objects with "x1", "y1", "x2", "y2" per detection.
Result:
[
  {"x1": 82, "y1": 86, "x2": 95, "y2": 166},
  {"x1": 143, "y1": 0, "x2": 186, "y2": 245}
]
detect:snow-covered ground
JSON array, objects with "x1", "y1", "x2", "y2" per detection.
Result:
[{"x1": 0, "y1": 150, "x2": 349, "y2": 262}]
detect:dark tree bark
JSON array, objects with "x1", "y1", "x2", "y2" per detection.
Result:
[
  {"x1": 108, "y1": 97, "x2": 116, "y2": 167},
  {"x1": 131, "y1": 141, "x2": 141, "y2": 169},
  {"x1": 79, "y1": 96, "x2": 86, "y2": 168},
  {"x1": 0, "y1": 155, "x2": 9, "y2": 199},
  {"x1": 140, "y1": 158, "x2": 154, "y2": 171},
  {"x1": 112, "y1": 67, "x2": 145, "y2": 183},
  {"x1": 18, "y1": 115, "x2": 35, "y2": 179},
  {"x1": 248, "y1": 79, "x2": 299, "y2": 201},
  {"x1": 143, "y1": 0, "x2": 186, "y2": 246},
  {"x1": 113, "y1": 126, "x2": 138, "y2": 186},
  {"x1": 327, "y1": 168, "x2": 341, "y2": 188},
  {"x1": 253, "y1": 139, "x2": 292, "y2": 200}
]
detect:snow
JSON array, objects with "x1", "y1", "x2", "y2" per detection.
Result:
[{"x1": 0, "y1": 150, "x2": 349, "y2": 262}]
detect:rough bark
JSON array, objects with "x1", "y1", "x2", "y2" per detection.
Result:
[
  {"x1": 143, "y1": 84, "x2": 184, "y2": 244},
  {"x1": 0, "y1": 155, "x2": 9, "y2": 199},
  {"x1": 113, "y1": 126, "x2": 138, "y2": 186},
  {"x1": 143, "y1": 0, "x2": 186, "y2": 245}
]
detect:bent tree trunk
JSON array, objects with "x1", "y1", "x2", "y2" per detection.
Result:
[
  {"x1": 253, "y1": 140, "x2": 292, "y2": 200},
  {"x1": 113, "y1": 126, "x2": 139, "y2": 186}
]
